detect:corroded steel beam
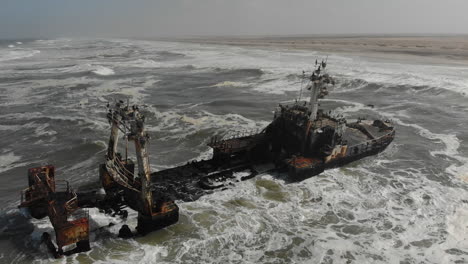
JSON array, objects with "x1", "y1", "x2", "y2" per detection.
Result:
[{"x1": 18, "y1": 166, "x2": 91, "y2": 258}]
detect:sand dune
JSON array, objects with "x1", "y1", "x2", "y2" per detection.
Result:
[{"x1": 175, "y1": 35, "x2": 468, "y2": 65}]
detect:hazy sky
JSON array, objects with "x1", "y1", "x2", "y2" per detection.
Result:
[{"x1": 1, "y1": 0, "x2": 468, "y2": 39}]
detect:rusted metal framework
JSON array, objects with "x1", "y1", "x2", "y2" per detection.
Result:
[
  {"x1": 18, "y1": 166, "x2": 90, "y2": 257},
  {"x1": 18, "y1": 102, "x2": 179, "y2": 258},
  {"x1": 101, "y1": 101, "x2": 179, "y2": 235}
]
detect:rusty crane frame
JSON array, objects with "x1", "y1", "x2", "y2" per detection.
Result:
[
  {"x1": 18, "y1": 101, "x2": 179, "y2": 258},
  {"x1": 18, "y1": 166, "x2": 90, "y2": 257},
  {"x1": 100, "y1": 101, "x2": 178, "y2": 234}
]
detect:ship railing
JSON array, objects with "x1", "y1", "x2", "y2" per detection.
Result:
[
  {"x1": 236, "y1": 128, "x2": 264, "y2": 139},
  {"x1": 111, "y1": 157, "x2": 135, "y2": 180},
  {"x1": 47, "y1": 201, "x2": 60, "y2": 223},
  {"x1": 20, "y1": 186, "x2": 47, "y2": 204},
  {"x1": 19, "y1": 172, "x2": 57, "y2": 205},
  {"x1": 55, "y1": 180, "x2": 70, "y2": 193},
  {"x1": 218, "y1": 141, "x2": 238, "y2": 153},
  {"x1": 20, "y1": 187, "x2": 29, "y2": 204},
  {"x1": 48, "y1": 200, "x2": 70, "y2": 225},
  {"x1": 210, "y1": 128, "x2": 265, "y2": 145},
  {"x1": 347, "y1": 129, "x2": 394, "y2": 154},
  {"x1": 108, "y1": 158, "x2": 133, "y2": 181},
  {"x1": 48, "y1": 200, "x2": 88, "y2": 223},
  {"x1": 105, "y1": 154, "x2": 133, "y2": 177},
  {"x1": 106, "y1": 158, "x2": 140, "y2": 193},
  {"x1": 348, "y1": 123, "x2": 375, "y2": 140},
  {"x1": 64, "y1": 191, "x2": 79, "y2": 213},
  {"x1": 32, "y1": 172, "x2": 55, "y2": 191}
]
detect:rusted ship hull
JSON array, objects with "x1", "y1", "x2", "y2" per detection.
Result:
[
  {"x1": 145, "y1": 121, "x2": 395, "y2": 199},
  {"x1": 286, "y1": 130, "x2": 395, "y2": 181}
]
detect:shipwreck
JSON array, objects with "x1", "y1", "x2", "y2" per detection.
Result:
[{"x1": 18, "y1": 61, "x2": 395, "y2": 257}]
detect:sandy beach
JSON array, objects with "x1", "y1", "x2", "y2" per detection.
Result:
[{"x1": 174, "y1": 35, "x2": 468, "y2": 65}]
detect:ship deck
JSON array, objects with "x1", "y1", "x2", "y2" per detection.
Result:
[
  {"x1": 342, "y1": 127, "x2": 369, "y2": 146},
  {"x1": 343, "y1": 120, "x2": 393, "y2": 146},
  {"x1": 150, "y1": 158, "x2": 256, "y2": 201}
]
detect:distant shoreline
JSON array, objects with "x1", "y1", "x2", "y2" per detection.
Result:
[{"x1": 169, "y1": 35, "x2": 468, "y2": 65}]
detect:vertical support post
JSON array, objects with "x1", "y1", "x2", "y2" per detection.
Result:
[
  {"x1": 308, "y1": 81, "x2": 321, "y2": 121},
  {"x1": 132, "y1": 114, "x2": 153, "y2": 216},
  {"x1": 107, "y1": 111, "x2": 121, "y2": 160},
  {"x1": 125, "y1": 124, "x2": 128, "y2": 162}
]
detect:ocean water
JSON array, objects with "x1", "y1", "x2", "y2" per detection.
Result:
[{"x1": 0, "y1": 38, "x2": 467, "y2": 264}]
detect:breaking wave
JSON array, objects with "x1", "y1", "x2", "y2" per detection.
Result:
[
  {"x1": 1, "y1": 38, "x2": 467, "y2": 264},
  {"x1": 0, "y1": 152, "x2": 22, "y2": 173},
  {"x1": 92, "y1": 65, "x2": 115, "y2": 76},
  {"x1": 0, "y1": 49, "x2": 40, "y2": 62},
  {"x1": 211, "y1": 81, "x2": 249, "y2": 88}
]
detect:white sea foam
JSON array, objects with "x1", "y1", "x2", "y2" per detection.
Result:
[
  {"x1": 0, "y1": 124, "x2": 22, "y2": 131},
  {"x1": 211, "y1": 81, "x2": 249, "y2": 88},
  {"x1": 146, "y1": 40, "x2": 468, "y2": 96},
  {"x1": 332, "y1": 57, "x2": 468, "y2": 97},
  {"x1": 445, "y1": 204, "x2": 468, "y2": 250},
  {"x1": 120, "y1": 58, "x2": 164, "y2": 68},
  {"x1": 146, "y1": 107, "x2": 268, "y2": 141},
  {"x1": 253, "y1": 76, "x2": 300, "y2": 94},
  {"x1": 3, "y1": 38, "x2": 468, "y2": 264},
  {"x1": 380, "y1": 110, "x2": 468, "y2": 181},
  {"x1": 0, "y1": 152, "x2": 22, "y2": 173},
  {"x1": 0, "y1": 49, "x2": 40, "y2": 62},
  {"x1": 322, "y1": 98, "x2": 367, "y2": 115},
  {"x1": 92, "y1": 65, "x2": 115, "y2": 76},
  {"x1": 32, "y1": 123, "x2": 57, "y2": 137},
  {"x1": 84, "y1": 78, "x2": 152, "y2": 102}
]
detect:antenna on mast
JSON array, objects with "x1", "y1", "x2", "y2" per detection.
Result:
[
  {"x1": 322, "y1": 55, "x2": 329, "y2": 69},
  {"x1": 298, "y1": 70, "x2": 305, "y2": 102},
  {"x1": 125, "y1": 121, "x2": 128, "y2": 162}
]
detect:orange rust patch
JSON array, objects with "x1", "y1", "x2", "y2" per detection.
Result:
[
  {"x1": 287, "y1": 157, "x2": 322, "y2": 169},
  {"x1": 56, "y1": 218, "x2": 89, "y2": 248},
  {"x1": 153, "y1": 201, "x2": 178, "y2": 215}
]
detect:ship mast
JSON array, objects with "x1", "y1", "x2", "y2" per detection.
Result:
[
  {"x1": 103, "y1": 101, "x2": 179, "y2": 235},
  {"x1": 106, "y1": 103, "x2": 121, "y2": 160},
  {"x1": 308, "y1": 77, "x2": 321, "y2": 120},
  {"x1": 306, "y1": 58, "x2": 333, "y2": 121},
  {"x1": 129, "y1": 108, "x2": 153, "y2": 216},
  {"x1": 106, "y1": 102, "x2": 153, "y2": 216}
]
